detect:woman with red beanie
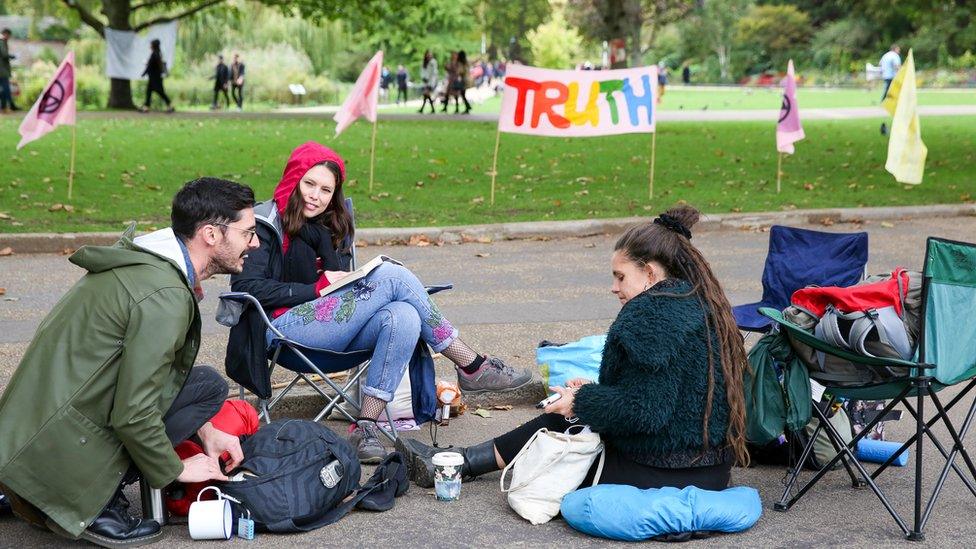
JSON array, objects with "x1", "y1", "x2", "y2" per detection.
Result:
[{"x1": 231, "y1": 142, "x2": 532, "y2": 463}]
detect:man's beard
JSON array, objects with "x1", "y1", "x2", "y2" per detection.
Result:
[{"x1": 206, "y1": 243, "x2": 246, "y2": 277}]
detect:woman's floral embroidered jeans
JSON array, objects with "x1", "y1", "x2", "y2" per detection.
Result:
[{"x1": 268, "y1": 262, "x2": 458, "y2": 401}]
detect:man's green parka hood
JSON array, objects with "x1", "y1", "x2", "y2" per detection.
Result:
[{"x1": 70, "y1": 224, "x2": 192, "y2": 282}]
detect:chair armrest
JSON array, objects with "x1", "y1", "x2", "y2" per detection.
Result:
[
  {"x1": 217, "y1": 291, "x2": 287, "y2": 340},
  {"x1": 759, "y1": 307, "x2": 934, "y2": 371},
  {"x1": 425, "y1": 284, "x2": 453, "y2": 295}
]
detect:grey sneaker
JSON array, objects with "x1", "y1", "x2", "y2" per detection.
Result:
[
  {"x1": 350, "y1": 420, "x2": 387, "y2": 464},
  {"x1": 458, "y1": 357, "x2": 533, "y2": 394}
]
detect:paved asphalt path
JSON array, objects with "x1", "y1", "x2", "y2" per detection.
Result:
[{"x1": 3, "y1": 216, "x2": 976, "y2": 546}]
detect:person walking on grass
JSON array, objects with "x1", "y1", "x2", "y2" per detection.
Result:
[
  {"x1": 211, "y1": 54, "x2": 231, "y2": 110},
  {"x1": 230, "y1": 53, "x2": 246, "y2": 111},
  {"x1": 880, "y1": 44, "x2": 902, "y2": 102},
  {"x1": 140, "y1": 39, "x2": 174, "y2": 113},
  {"x1": 0, "y1": 28, "x2": 18, "y2": 113},
  {"x1": 396, "y1": 64, "x2": 409, "y2": 104},
  {"x1": 418, "y1": 50, "x2": 438, "y2": 114}
]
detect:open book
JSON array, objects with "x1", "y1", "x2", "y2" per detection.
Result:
[{"x1": 319, "y1": 255, "x2": 402, "y2": 296}]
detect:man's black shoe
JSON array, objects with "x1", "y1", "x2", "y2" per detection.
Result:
[
  {"x1": 47, "y1": 490, "x2": 162, "y2": 548},
  {"x1": 0, "y1": 491, "x2": 11, "y2": 515}
]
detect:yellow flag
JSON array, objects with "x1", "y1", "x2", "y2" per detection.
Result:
[
  {"x1": 881, "y1": 60, "x2": 905, "y2": 116},
  {"x1": 885, "y1": 50, "x2": 927, "y2": 185}
]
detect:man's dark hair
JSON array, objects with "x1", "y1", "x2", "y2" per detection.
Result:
[
  {"x1": 1, "y1": 28, "x2": 11, "y2": 36},
  {"x1": 171, "y1": 178, "x2": 255, "y2": 240}
]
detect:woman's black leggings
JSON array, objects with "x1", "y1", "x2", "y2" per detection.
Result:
[{"x1": 493, "y1": 413, "x2": 732, "y2": 490}]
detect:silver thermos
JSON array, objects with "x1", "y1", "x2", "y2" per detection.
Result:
[{"x1": 140, "y1": 483, "x2": 169, "y2": 526}]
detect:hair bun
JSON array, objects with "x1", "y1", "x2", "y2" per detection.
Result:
[{"x1": 662, "y1": 205, "x2": 699, "y2": 235}]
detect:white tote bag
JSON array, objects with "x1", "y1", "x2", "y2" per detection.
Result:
[{"x1": 499, "y1": 426, "x2": 605, "y2": 525}]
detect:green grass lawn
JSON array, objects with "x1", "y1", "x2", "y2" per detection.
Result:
[
  {"x1": 384, "y1": 85, "x2": 976, "y2": 114},
  {"x1": 1, "y1": 114, "x2": 974, "y2": 233}
]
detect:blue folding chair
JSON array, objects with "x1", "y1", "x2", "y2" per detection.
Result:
[
  {"x1": 220, "y1": 198, "x2": 449, "y2": 442},
  {"x1": 733, "y1": 225, "x2": 869, "y2": 333}
]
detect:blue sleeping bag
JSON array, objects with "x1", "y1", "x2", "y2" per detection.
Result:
[{"x1": 561, "y1": 485, "x2": 762, "y2": 542}]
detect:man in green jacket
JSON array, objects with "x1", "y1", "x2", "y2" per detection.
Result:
[
  {"x1": 0, "y1": 178, "x2": 259, "y2": 547},
  {"x1": 0, "y1": 28, "x2": 17, "y2": 112}
]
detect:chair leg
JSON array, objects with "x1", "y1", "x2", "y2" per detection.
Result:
[
  {"x1": 895, "y1": 400, "x2": 976, "y2": 497},
  {"x1": 778, "y1": 397, "x2": 912, "y2": 536},
  {"x1": 921, "y1": 391, "x2": 976, "y2": 530},
  {"x1": 907, "y1": 377, "x2": 928, "y2": 541},
  {"x1": 775, "y1": 398, "x2": 839, "y2": 511}
]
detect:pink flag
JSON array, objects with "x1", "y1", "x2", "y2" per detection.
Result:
[
  {"x1": 333, "y1": 50, "x2": 383, "y2": 137},
  {"x1": 776, "y1": 59, "x2": 805, "y2": 154},
  {"x1": 18, "y1": 51, "x2": 76, "y2": 150}
]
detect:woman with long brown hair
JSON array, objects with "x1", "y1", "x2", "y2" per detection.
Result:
[
  {"x1": 229, "y1": 142, "x2": 533, "y2": 464},
  {"x1": 398, "y1": 205, "x2": 749, "y2": 490}
]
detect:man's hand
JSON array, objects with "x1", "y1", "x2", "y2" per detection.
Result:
[
  {"x1": 178, "y1": 453, "x2": 228, "y2": 483},
  {"x1": 544, "y1": 386, "x2": 576, "y2": 419},
  {"x1": 565, "y1": 378, "x2": 594, "y2": 389},
  {"x1": 197, "y1": 421, "x2": 243, "y2": 472}
]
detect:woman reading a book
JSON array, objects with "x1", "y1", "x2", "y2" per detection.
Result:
[
  {"x1": 231, "y1": 142, "x2": 533, "y2": 463},
  {"x1": 398, "y1": 206, "x2": 750, "y2": 491}
]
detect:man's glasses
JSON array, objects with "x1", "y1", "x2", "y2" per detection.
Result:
[{"x1": 213, "y1": 222, "x2": 257, "y2": 242}]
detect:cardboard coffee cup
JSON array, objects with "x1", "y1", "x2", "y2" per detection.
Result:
[{"x1": 432, "y1": 452, "x2": 464, "y2": 501}]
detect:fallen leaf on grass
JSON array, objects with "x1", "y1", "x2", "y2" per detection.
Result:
[
  {"x1": 0, "y1": 213, "x2": 10, "y2": 220},
  {"x1": 472, "y1": 408, "x2": 492, "y2": 418},
  {"x1": 49, "y1": 203, "x2": 64, "y2": 212},
  {"x1": 63, "y1": 205, "x2": 74, "y2": 212},
  {"x1": 490, "y1": 405, "x2": 513, "y2": 411},
  {"x1": 470, "y1": 196, "x2": 484, "y2": 204}
]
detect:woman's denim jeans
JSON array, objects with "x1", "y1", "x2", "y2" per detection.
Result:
[{"x1": 269, "y1": 262, "x2": 458, "y2": 401}]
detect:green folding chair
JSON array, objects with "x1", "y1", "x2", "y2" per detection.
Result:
[{"x1": 760, "y1": 236, "x2": 976, "y2": 541}]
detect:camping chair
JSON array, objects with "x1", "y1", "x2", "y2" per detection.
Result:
[
  {"x1": 220, "y1": 198, "x2": 451, "y2": 443},
  {"x1": 733, "y1": 225, "x2": 868, "y2": 333},
  {"x1": 759, "y1": 236, "x2": 976, "y2": 540}
]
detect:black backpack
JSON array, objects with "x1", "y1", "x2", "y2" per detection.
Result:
[{"x1": 221, "y1": 419, "x2": 405, "y2": 533}]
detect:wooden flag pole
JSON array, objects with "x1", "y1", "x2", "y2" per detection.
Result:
[
  {"x1": 649, "y1": 131, "x2": 657, "y2": 200},
  {"x1": 489, "y1": 127, "x2": 502, "y2": 206},
  {"x1": 368, "y1": 118, "x2": 378, "y2": 192},
  {"x1": 68, "y1": 125, "x2": 77, "y2": 200},
  {"x1": 776, "y1": 152, "x2": 783, "y2": 194}
]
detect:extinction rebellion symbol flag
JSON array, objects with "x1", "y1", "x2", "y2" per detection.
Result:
[{"x1": 18, "y1": 51, "x2": 77, "y2": 149}]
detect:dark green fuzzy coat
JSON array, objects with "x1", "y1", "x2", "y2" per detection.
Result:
[{"x1": 573, "y1": 279, "x2": 730, "y2": 468}]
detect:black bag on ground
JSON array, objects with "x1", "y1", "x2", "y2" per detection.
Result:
[{"x1": 221, "y1": 419, "x2": 363, "y2": 533}]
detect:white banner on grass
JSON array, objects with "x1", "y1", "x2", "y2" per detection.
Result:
[
  {"x1": 499, "y1": 64, "x2": 658, "y2": 137},
  {"x1": 105, "y1": 22, "x2": 178, "y2": 80}
]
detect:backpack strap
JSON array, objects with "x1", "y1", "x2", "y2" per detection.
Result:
[
  {"x1": 849, "y1": 306, "x2": 913, "y2": 360},
  {"x1": 814, "y1": 306, "x2": 857, "y2": 351},
  {"x1": 267, "y1": 476, "x2": 387, "y2": 532}
]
